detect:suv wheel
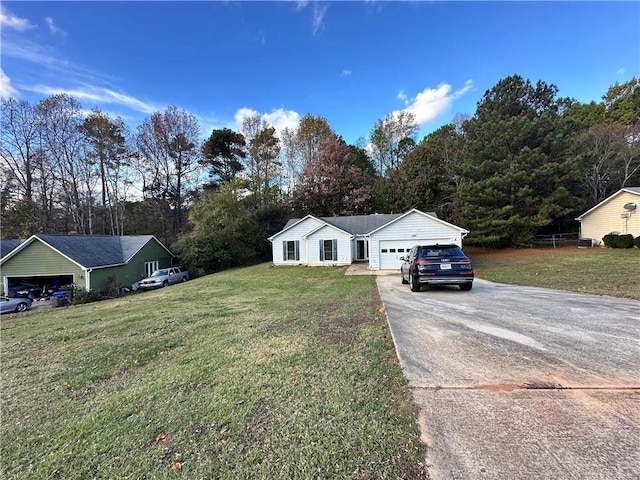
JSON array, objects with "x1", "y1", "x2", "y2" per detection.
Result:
[
  {"x1": 401, "y1": 269, "x2": 408, "y2": 284},
  {"x1": 459, "y1": 283, "x2": 473, "y2": 291},
  {"x1": 409, "y1": 273, "x2": 420, "y2": 292}
]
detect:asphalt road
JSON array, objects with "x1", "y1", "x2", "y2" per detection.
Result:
[{"x1": 376, "y1": 276, "x2": 640, "y2": 480}]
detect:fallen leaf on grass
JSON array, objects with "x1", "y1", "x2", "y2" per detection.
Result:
[
  {"x1": 171, "y1": 462, "x2": 182, "y2": 473},
  {"x1": 155, "y1": 433, "x2": 166, "y2": 443}
]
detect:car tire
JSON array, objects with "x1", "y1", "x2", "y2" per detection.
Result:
[
  {"x1": 410, "y1": 273, "x2": 420, "y2": 292},
  {"x1": 460, "y1": 283, "x2": 473, "y2": 291},
  {"x1": 163, "y1": 280, "x2": 169, "y2": 287},
  {"x1": 401, "y1": 269, "x2": 408, "y2": 284},
  {"x1": 181, "y1": 276, "x2": 187, "y2": 282},
  {"x1": 16, "y1": 302, "x2": 28, "y2": 312}
]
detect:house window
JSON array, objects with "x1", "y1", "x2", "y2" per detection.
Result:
[
  {"x1": 283, "y1": 240, "x2": 299, "y2": 261},
  {"x1": 319, "y1": 239, "x2": 337, "y2": 261},
  {"x1": 145, "y1": 260, "x2": 159, "y2": 277}
]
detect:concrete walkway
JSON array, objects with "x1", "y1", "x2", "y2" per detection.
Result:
[{"x1": 344, "y1": 262, "x2": 396, "y2": 276}]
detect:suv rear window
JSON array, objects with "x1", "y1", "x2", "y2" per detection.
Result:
[{"x1": 418, "y1": 246, "x2": 465, "y2": 259}]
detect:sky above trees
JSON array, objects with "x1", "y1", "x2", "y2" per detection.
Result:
[{"x1": 1, "y1": 1, "x2": 638, "y2": 144}]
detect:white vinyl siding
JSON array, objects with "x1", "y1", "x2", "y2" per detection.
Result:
[
  {"x1": 370, "y1": 211, "x2": 464, "y2": 270},
  {"x1": 306, "y1": 226, "x2": 352, "y2": 265},
  {"x1": 270, "y1": 217, "x2": 324, "y2": 265}
]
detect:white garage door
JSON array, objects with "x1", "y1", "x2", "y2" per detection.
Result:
[{"x1": 379, "y1": 239, "x2": 449, "y2": 270}]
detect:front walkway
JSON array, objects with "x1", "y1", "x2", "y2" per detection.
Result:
[{"x1": 345, "y1": 263, "x2": 397, "y2": 276}]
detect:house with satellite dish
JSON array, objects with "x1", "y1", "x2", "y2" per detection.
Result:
[{"x1": 575, "y1": 187, "x2": 640, "y2": 245}]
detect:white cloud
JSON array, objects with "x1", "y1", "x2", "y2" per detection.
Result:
[
  {"x1": 234, "y1": 107, "x2": 259, "y2": 126},
  {"x1": 341, "y1": 69, "x2": 352, "y2": 77},
  {"x1": 22, "y1": 84, "x2": 160, "y2": 115},
  {"x1": 264, "y1": 108, "x2": 301, "y2": 133},
  {"x1": 312, "y1": 3, "x2": 327, "y2": 35},
  {"x1": 0, "y1": 68, "x2": 19, "y2": 99},
  {"x1": 397, "y1": 90, "x2": 409, "y2": 105},
  {"x1": 395, "y1": 80, "x2": 474, "y2": 126},
  {"x1": 45, "y1": 17, "x2": 67, "y2": 37},
  {"x1": 234, "y1": 107, "x2": 301, "y2": 137},
  {"x1": 0, "y1": 6, "x2": 35, "y2": 31},
  {"x1": 617, "y1": 67, "x2": 626, "y2": 76}
]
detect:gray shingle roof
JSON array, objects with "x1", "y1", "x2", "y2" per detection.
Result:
[
  {"x1": 34, "y1": 234, "x2": 159, "y2": 268},
  {"x1": 1, "y1": 239, "x2": 23, "y2": 258},
  {"x1": 282, "y1": 211, "x2": 437, "y2": 236},
  {"x1": 624, "y1": 186, "x2": 640, "y2": 194},
  {"x1": 320, "y1": 214, "x2": 402, "y2": 235}
]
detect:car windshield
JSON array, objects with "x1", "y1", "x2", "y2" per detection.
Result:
[
  {"x1": 418, "y1": 246, "x2": 465, "y2": 259},
  {"x1": 151, "y1": 270, "x2": 168, "y2": 277}
]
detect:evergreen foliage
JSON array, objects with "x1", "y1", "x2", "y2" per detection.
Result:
[{"x1": 455, "y1": 75, "x2": 583, "y2": 247}]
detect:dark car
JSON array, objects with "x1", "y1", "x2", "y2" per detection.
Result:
[{"x1": 400, "y1": 244, "x2": 474, "y2": 292}]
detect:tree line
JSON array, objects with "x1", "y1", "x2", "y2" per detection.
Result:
[{"x1": 2, "y1": 74, "x2": 639, "y2": 274}]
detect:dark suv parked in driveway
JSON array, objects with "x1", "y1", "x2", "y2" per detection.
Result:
[{"x1": 400, "y1": 244, "x2": 474, "y2": 292}]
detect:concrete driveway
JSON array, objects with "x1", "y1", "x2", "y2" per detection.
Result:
[{"x1": 376, "y1": 276, "x2": 640, "y2": 480}]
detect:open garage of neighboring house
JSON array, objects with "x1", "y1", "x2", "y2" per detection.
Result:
[{"x1": 6, "y1": 274, "x2": 74, "y2": 299}]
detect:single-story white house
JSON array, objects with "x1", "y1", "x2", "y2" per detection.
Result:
[
  {"x1": 575, "y1": 187, "x2": 640, "y2": 245},
  {"x1": 268, "y1": 209, "x2": 469, "y2": 270}
]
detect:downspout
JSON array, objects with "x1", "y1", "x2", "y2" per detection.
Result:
[{"x1": 86, "y1": 269, "x2": 92, "y2": 291}]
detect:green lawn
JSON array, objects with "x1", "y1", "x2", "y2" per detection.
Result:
[
  {"x1": 1, "y1": 265, "x2": 426, "y2": 480},
  {"x1": 467, "y1": 247, "x2": 640, "y2": 300}
]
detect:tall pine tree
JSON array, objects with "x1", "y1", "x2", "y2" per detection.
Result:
[{"x1": 456, "y1": 75, "x2": 582, "y2": 247}]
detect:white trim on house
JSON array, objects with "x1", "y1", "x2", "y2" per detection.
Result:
[
  {"x1": 575, "y1": 187, "x2": 640, "y2": 221},
  {"x1": 575, "y1": 187, "x2": 640, "y2": 244},
  {"x1": 269, "y1": 209, "x2": 470, "y2": 270}
]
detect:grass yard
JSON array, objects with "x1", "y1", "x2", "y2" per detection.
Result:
[
  {"x1": 467, "y1": 246, "x2": 640, "y2": 300},
  {"x1": 1, "y1": 265, "x2": 426, "y2": 479}
]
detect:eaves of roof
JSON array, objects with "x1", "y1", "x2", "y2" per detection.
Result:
[{"x1": 575, "y1": 187, "x2": 640, "y2": 220}]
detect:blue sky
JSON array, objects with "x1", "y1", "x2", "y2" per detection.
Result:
[{"x1": 1, "y1": 1, "x2": 638, "y2": 144}]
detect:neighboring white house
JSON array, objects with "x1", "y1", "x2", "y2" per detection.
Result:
[
  {"x1": 268, "y1": 209, "x2": 469, "y2": 270},
  {"x1": 575, "y1": 187, "x2": 640, "y2": 245}
]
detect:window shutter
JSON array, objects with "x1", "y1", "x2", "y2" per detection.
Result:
[
  {"x1": 319, "y1": 240, "x2": 324, "y2": 261},
  {"x1": 332, "y1": 239, "x2": 337, "y2": 261},
  {"x1": 295, "y1": 240, "x2": 300, "y2": 260},
  {"x1": 283, "y1": 241, "x2": 287, "y2": 261}
]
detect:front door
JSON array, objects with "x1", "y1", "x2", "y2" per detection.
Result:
[{"x1": 356, "y1": 239, "x2": 368, "y2": 261}]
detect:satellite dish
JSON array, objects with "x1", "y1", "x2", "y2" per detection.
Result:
[{"x1": 623, "y1": 202, "x2": 637, "y2": 212}]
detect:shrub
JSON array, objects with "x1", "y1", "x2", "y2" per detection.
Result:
[
  {"x1": 635, "y1": 236, "x2": 640, "y2": 248},
  {"x1": 617, "y1": 234, "x2": 634, "y2": 248},
  {"x1": 603, "y1": 233, "x2": 634, "y2": 248},
  {"x1": 69, "y1": 289, "x2": 105, "y2": 305},
  {"x1": 602, "y1": 233, "x2": 618, "y2": 247}
]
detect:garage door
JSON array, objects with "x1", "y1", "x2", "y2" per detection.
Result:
[{"x1": 379, "y1": 239, "x2": 448, "y2": 270}]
